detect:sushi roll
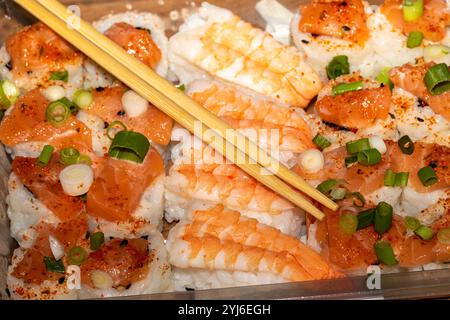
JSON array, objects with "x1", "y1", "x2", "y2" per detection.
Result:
[
  {"x1": 167, "y1": 205, "x2": 341, "y2": 291},
  {"x1": 7, "y1": 215, "x2": 88, "y2": 300},
  {"x1": 0, "y1": 23, "x2": 84, "y2": 93},
  {"x1": 290, "y1": 0, "x2": 450, "y2": 81},
  {"x1": 187, "y1": 79, "x2": 317, "y2": 167},
  {"x1": 165, "y1": 127, "x2": 305, "y2": 236},
  {"x1": 389, "y1": 61, "x2": 449, "y2": 148},
  {"x1": 169, "y1": 2, "x2": 322, "y2": 108},
  {"x1": 85, "y1": 11, "x2": 171, "y2": 88},
  {"x1": 78, "y1": 227, "x2": 172, "y2": 299}
]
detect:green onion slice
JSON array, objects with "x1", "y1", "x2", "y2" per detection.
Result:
[
  {"x1": 176, "y1": 84, "x2": 186, "y2": 92},
  {"x1": 418, "y1": 166, "x2": 438, "y2": 187},
  {"x1": 317, "y1": 179, "x2": 345, "y2": 195},
  {"x1": 50, "y1": 70, "x2": 69, "y2": 82},
  {"x1": 406, "y1": 31, "x2": 423, "y2": 48},
  {"x1": 415, "y1": 225, "x2": 434, "y2": 240},
  {"x1": 346, "y1": 138, "x2": 371, "y2": 154},
  {"x1": 106, "y1": 121, "x2": 127, "y2": 140},
  {"x1": 313, "y1": 134, "x2": 331, "y2": 150},
  {"x1": 109, "y1": 131, "x2": 150, "y2": 164},
  {"x1": 404, "y1": 216, "x2": 421, "y2": 231},
  {"x1": 402, "y1": 0, "x2": 424, "y2": 22},
  {"x1": 60, "y1": 147, "x2": 80, "y2": 165},
  {"x1": 384, "y1": 169, "x2": 396, "y2": 186},
  {"x1": 376, "y1": 67, "x2": 394, "y2": 90},
  {"x1": 73, "y1": 89, "x2": 93, "y2": 109},
  {"x1": 394, "y1": 172, "x2": 409, "y2": 187},
  {"x1": 330, "y1": 187, "x2": 347, "y2": 200},
  {"x1": 349, "y1": 192, "x2": 366, "y2": 207},
  {"x1": 357, "y1": 148, "x2": 382, "y2": 166},
  {"x1": 0, "y1": 80, "x2": 19, "y2": 109},
  {"x1": 38, "y1": 145, "x2": 54, "y2": 167},
  {"x1": 90, "y1": 232, "x2": 105, "y2": 251},
  {"x1": 437, "y1": 227, "x2": 450, "y2": 245},
  {"x1": 326, "y1": 55, "x2": 350, "y2": 80},
  {"x1": 374, "y1": 241, "x2": 398, "y2": 266},
  {"x1": 357, "y1": 208, "x2": 375, "y2": 230},
  {"x1": 332, "y1": 81, "x2": 364, "y2": 96},
  {"x1": 345, "y1": 155, "x2": 358, "y2": 167},
  {"x1": 46, "y1": 99, "x2": 71, "y2": 128},
  {"x1": 398, "y1": 135, "x2": 415, "y2": 155},
  {"x1": 67, "y1": 246, "x2": 88, "y2": 266},
  {"x1": 43, "y1": 256, "x2": 65, "y2": 273},
  {"x1": 424, "y1": 63, "x2": 450, "y2": 95},
  {"x1": 339, "y1": 213, "x2": 358, "y2": 235},
  {"x1": 374, "y1": 201, "x2": 393, "y2": 234}
]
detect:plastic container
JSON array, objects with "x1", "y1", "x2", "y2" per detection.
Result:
[{"x1": 0, "y1": 0, "x2": 449, "y2": 300}]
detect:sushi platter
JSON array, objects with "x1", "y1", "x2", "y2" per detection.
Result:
[{"x1": 0, "y1": 0, "x2": 449, "y2": 300}]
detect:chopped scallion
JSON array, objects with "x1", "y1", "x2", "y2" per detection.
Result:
[
  {"x1": 357, "y1": 208, "x2": 375, "y2": 230},
  {"x1": 90, "y1": 232, "x2": 105, "y2": 251},
  {"x1": 60, "y1": 147, "x2": 80, "y2": 165},
  {"x1": 402, "y1": 0, "x2": 424, "y2": 22},
  {"x1": 398, "y1": 135, "x2": 415, "y2": 155},
  {"x1": 326, "y1": 55, "x2": 350, "y2": 80},
  {"x1": 404, "y1": 216, "x2": 421, "y2": 231},
  {"x1": 406, "y1": 31, "x2": 423, "y2": 48},
  {"x1": 67, "y1": 246, "x2": 87, "y2": 266},
  {"x1": 339, "y1": 213, "x2": 358, "y2": 235},
  {"x1": 415, "y1": 225, "x2": 434, "y2": 240},
  {"x1": 332, "y1": 81, "x2": 363, "y2": 95},
  {"x1": 43, "y1": 256, "x2": 65, "y2": 273},
  {"x1": 424, "y1": 63, "x2": 450, "y2": 95},
  {"x1": 418, "y1": 166, "x2": 438, "y2": 186},
  {"x1": 50, "y1": 70, "x2": 69, "y2": 82},
  {"x1": 374, "y1": 241, "x2": 398, "y2": 265},
  {"x1": 346, "y1": 138, "x2": 371, "y2": 154},
  {"x1": 38, "y1": 145, "x2": 54, "y2": 166},
  {"x1": 313, "y1": 134, "x2": 331, "y2": 150},
  {"x1": 374, "y1": 201, "x2": 393, "y2": 234},
  {"x1": 357, "y1": 148, "x2": 382, "y2": 166}
]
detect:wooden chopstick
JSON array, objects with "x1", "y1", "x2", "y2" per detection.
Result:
[{"x1": 15, "y1": 0, "x2": 338, "y2": 219}]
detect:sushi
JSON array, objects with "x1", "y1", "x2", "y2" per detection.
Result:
[
  {"x1": 84, "y1": 11, "x2": 171, "y2": 89},
  {"x1": 167, "y1": 205, "x2": 341, "y2": 290},
  {"x1": 165, "y1": 127, "x2": 305, "y2": 236},
  {"x1": 187, "y1": 79, "x2": 316, "y2": 167},
  {"x1": 0, "y1": 23, "x2": 84, "y2": 93},
  {"x1": 169, "y1": 2, "x2": 323, "y2": 108}
]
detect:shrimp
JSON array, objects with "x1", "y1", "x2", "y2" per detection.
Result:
[
  {"x1": 5, "y1": 23, "x2": 83, "y2": 90},
  {"x1": 188, "y1": 80, "x2": 316, "y2": 161},
  {"x1": 381, "y1": 0, "x2": 450, "y2": 42},
  {"x1": 104, "y1": 22, "x2": 162, "y2": 69},
  {"x1": 87, "y1": 86, "x2": 173, "y2": 146},
  {"x1": 390, "y1": 62, "x2": 450, "y2": 121},
  {"x1": 175, "y1": 205, "x2": 343, "y2": 279},
  {"x1": 314, "y1": 74, "x2": 392, "y2": 130},
  {"x1": 0, "y1": 89, "x2": 93, "y2": 154},
  {"x1": 167, "y1": 230, "x2": 313, "y2": 283},
  {"x1": 169, "y1": 2, "x2": 322, "y2": 108},
  {"x1": 298, "y1": 0, "x2": 370, "y2": 45}
]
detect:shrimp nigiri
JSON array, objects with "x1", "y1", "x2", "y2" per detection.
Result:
[{"x1": 169, "y1": 2, "x2": 322, "y2": 108}]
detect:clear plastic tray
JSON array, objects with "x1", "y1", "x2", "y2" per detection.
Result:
[{"x1": 0, "y1": 0, "x2": 449, "y2": 300}]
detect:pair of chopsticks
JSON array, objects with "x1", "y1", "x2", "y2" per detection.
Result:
[{"x1": 14, "y1": 0, "x2": 338, "y2": 219}]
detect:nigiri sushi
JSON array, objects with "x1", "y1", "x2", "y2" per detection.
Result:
[
  {"x1": 167, "y1": 205, "x2": 341, "y2": 291},
  {"x1": 187, "y1": 79, "x2": 316, "y2": 167},
  {"x1": 169, "y1": 2, "x2": 322, "y2": 108},
  {"x1": 85, "y1": 11, "x2": 171, "y2": 88},
  {"x1": 165, "y1": 128, "x2": 304, "y2": 236},
  {"x1": 0, "y1": 23, "x2": 84, "y2": 92}
]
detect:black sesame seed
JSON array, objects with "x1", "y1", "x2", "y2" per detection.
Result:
[
  {"x1": 342, "y1": 26, "x2": 351, "y2": 32},
  {"x1": 117, "y1": 110, "x2": 126, "y2": 116},
  {"x1": 311, "y1": 33, "x2": 319, "y2": 38},
  {"x1": 109, "y1": 236, "x2": 114, "y2": 240},
  {"x1": 96, "y1": 87, "x2": 105, "y2": 92},
  {"x1": 341, "y1": 1, "x2": 348, "y2": 5},
  {"x1": 301, "y1": 39, "x2": 310, "y2": 44},
  {"x1": 104, "y1": 121, "x2": 109, "y2": 129},
  {"x1": 429, "y1": 161, "x2": 438, "y2": 169},
  {"x1": 85, "y1": 231, "x2": 90, "y2": 239},
  {"x1": 5, "y1": 288, "x2": 10, "y2": 297},
  {"x1": 5, "y1": 61, "x2": 12, "y2": 71},
  {"x1": 389, "y1": 113, "x2": 396, "y2": 119},
  {"x1": 125, "y1": 283, "x2": 132, "y2": 290},
  {"x1": 141, "y1": 235, "x2": 149, "y2": 240},
  {"x1": 417, "y1": 98, "x2": 427, "y2": 108},
  {"x1": 120, "y1": 239, "x2": 128, "y2": 247},
  {"x1": 416, "y1": 117, "x2": 424, "y2": 122},
  {"x1": 58, "y1": 277, "x2": 65, "y2": 284},
  {"x1": 323, "y1": 121, "x2": 351, "y2": 132},
  {"x1": 185, "y1": 287, "x2": 195, "y2": 291}
]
